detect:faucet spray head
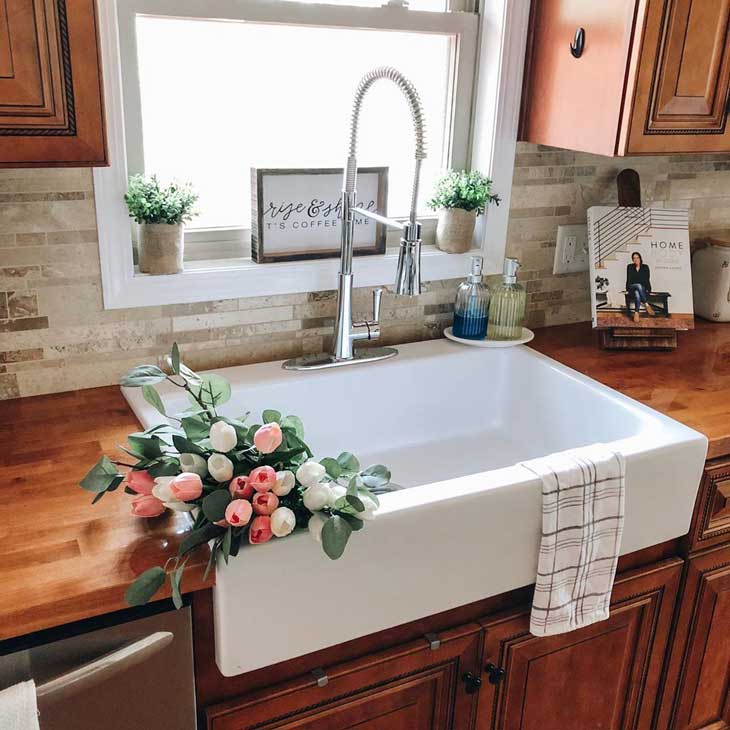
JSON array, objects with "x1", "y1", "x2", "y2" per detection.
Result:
[{"x1": 395, "y1": 221, "x2": 422, "y2": 296}]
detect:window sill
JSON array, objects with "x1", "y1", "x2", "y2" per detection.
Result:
[{"x1": 105, "y1": 243, "x2": 481, "y2": 309}]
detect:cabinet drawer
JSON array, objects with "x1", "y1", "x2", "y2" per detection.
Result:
[
  {"x1": 206, "y1": 625, "x2": 481, "y2": 730},
  {"x1": 685, "y1": 458, "x2": 730, "y2": 552}
]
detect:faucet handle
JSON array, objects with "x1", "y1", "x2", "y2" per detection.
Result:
[{"x1": 372, "y1": 287, "x2": 384, "y2": 324}]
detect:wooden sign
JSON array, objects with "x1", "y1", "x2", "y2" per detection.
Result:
[{"x1": 251, "y1": 167, "x2": 388, "y2": 263}]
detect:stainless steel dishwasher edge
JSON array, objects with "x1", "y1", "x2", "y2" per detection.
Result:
[{"x1": 0, "y1": 604, "x2": 196, "y2": 730}]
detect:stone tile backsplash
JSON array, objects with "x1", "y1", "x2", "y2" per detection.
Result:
[{"x1": 2, "y1": 143, "x2": 730, "y2": 399}]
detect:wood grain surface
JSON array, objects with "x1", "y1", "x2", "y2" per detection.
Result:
[
  {"x1": 0, "y1": 387, "x2": 212, "y2": 641},
  {"x1": 530, "y1": 320, "x2": 730, "y2": 458}
]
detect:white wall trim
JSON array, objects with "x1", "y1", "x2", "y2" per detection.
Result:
[
  {"x1": 93, "y1": 0, "x2": 526, "y2": 310},
  {"x1": 471, "y1": 0, "x2": 530, "y2": 275}
]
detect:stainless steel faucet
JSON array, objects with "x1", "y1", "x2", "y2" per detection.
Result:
[{"x1": 283, "y1": 67, "x2": 426, "y2": 371}]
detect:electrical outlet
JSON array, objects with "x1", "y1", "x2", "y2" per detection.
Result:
[{"x1": 553, "y1": 224, "x2": 589, "y2": 274}]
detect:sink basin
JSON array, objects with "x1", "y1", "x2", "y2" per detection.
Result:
[{"x1": 124, "y1": 339, "x2": 707, "y2": 677}]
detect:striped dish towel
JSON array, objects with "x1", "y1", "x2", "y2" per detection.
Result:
[{"x1": 521, "y1": 444, "x2": 626, "y2": 637}]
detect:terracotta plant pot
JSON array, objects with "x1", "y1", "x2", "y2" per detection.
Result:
[
  {"x1": 138, "y1": 223, "x2": 184, "y2": 275},
  {"x1": 435, "y1": 208, "x2": 477, "y2": 254}
]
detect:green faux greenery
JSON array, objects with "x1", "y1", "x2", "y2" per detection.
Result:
[
  {"x1": 124, "y1": 174, "x2": 199, "y2": 225},
  {"x1": 80, "y1": 342, "x2": 393, "y2": 608},
  {"x1": 427, "y1": 169, "x2": 500, "y2": 216}
]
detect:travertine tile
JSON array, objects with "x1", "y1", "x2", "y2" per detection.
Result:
[
  {"x1": 4, "y1": 143, "x2": 730, "y2": 399},
  {"x1": 7, "y1": 291, "x2": 38, "y2": 318},
  {"x1": 0, "y1": 373, "x2": 19, "y2": 399}
]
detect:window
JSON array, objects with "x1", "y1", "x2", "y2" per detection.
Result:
[
  {"x1": 118, "y1": 0, "x2": 478, "y2": 258},
  {"x1": 95, "y1": 0, "x2": 528, "y2": 308}
]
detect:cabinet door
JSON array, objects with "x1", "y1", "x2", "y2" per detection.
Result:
[
  {"x1": 519, "y1": 0, "x2": 638, "y2": 156},
  {"x1": 0, "y1": 0, "x2": 106, "y2": 166},
  {"x1": 685, "y1": 458, "x2": 730, "y2": 553},
  {"x1": 657, "y1": 546, "x2": 730, "y2": 730},
  {"x1": 206, "y1": 626, "x2": 481, "y2": 730},
  {"x1": 626, "y1": 0, "x2": 730, "y2": 153},
  {"x1": 475, "y1": 559, "x2": 682, "y2": 730}
]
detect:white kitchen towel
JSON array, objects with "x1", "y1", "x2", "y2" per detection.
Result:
[
  {"x1": 0, "y1": 681, "x2": 41, "y2": 730},
  {"x1": 521, "y1": 444, "x2": 626, "y2": 637}
]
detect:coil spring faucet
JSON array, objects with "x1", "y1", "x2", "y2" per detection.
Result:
[{"x1": 283, "y1": 67, "x2": 427, "y2": 371}]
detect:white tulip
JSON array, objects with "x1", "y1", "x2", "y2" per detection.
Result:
[
  {"x1": 272, "y1": 470, "x2": 295, "y2": 497},
  {"x1": 308, "y1": 512, "x2": 328, "y2": 543},
  {"x1": 152, "y1": 476, "x2": 174, "y2": 502},
  {"x1": 296, "y1": 460, "x2": 327, "y2": 488},
  {"x1": 270, "y1": 507, "x2": 296, "y2": 538},
  {"x1": 303, "y1": 482, "x2": 333, "y2": 512},
  {"x1": 151, "y1": 477, "x2": 195, "y2": 512},
  {"x1": 328, "y1": 485, "x2": 346, "y2": 507},
  {"x1": 179, "y1": 453, "x2": 207, "y2": 477},
  {"x1": 208, "y1": 453, "x2": 234, "y2": 482},
  {"x1": 357, "y1": 494, "x2": 378, "y2": 521},
  {"x1": 209, "y1": 421, "x2": 238, "y2": 453}
]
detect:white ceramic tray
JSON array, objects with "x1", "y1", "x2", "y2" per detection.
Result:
[{"x1": 444, "y1": 326, "x2": 535, "y2": 348}]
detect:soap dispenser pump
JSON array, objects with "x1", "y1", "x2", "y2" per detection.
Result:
[
  {"x1": 452, "y1": 255, "x2": 490, "y2": 340},
  {"x1": 487, "y1": 258, "x2": 526, "y2": 340}
]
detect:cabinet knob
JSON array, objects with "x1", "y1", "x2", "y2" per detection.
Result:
[
  {"x1": 570, "y1": 27, "x2": 585, "y2": 58},
  {"x1": 462, "y1": 672, "x2": 482, "y2": 695},
  {"x1": 485, "y1": 662, "x2": 506, "y2": 685}
]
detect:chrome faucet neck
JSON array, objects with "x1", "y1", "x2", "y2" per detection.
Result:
[{"x1": 282, "y1": 67, "x2": 427, "y2": 372}]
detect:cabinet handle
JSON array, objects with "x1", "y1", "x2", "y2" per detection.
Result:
[
  {"x1": 484, "y1": 662, "x2": 506, "y2": 685},
  {"x1": 462, "y1": 672, "x2": 482, "y2": 695},
  {"x1": 570, "y1": 27, "x2": 585, "y2": 58}
]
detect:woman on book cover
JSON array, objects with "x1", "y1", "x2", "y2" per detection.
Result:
[{"x1": 626, "y1": 252, "x2": 655, "y2": 323}]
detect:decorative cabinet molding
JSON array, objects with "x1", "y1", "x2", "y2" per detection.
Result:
[
  {"x1": 0, "y1": 0, "x2": 107, "y2": 166},
  {"x1": 684, "y1": 458, "x2": 730, "y2": 553},
  {"x1": 205, "y1": 626, "x2": 481, "y2": 730},
  {"x1": 476, "y1": 559, "x2": 682, "y2": 730},
  {"x1": 520, "y1": 0, "x2": 730, "y2": 155},
  {"x1": 657, "y1": 545, "x2": 730, "y2": 730}
]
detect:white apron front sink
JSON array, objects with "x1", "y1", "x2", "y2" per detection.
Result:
[{"x1": 124, "y1": 339, "x2": 707, "y2": 677}]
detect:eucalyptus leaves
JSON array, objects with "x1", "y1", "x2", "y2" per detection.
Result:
[{"x1": 80, "y1": 344, "x2": 391, "y2": 608}]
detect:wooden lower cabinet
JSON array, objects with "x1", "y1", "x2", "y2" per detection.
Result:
[
  {"x1": 658, "y1": 545, "x2": 730, "y2": 730},
  {"x1": 475, "y1": 559, "x2": 683, "y2": 730},
  {"x1": 205, "y1": 624, "x2": 482, "y2": 729}
]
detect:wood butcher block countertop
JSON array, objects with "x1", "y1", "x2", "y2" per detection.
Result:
[
  {"x1": 0, "y1": 387, "x2": 213, "y2": 642},
  {"x1": 1, "y1": 320, "x2": 729, "y2": 641},
  {"x1": 530, "y1": 320, "x2": 730, "y2": 460}
]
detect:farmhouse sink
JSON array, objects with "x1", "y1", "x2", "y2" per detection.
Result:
[{"x1": 124, "y1": 339, "x2": 707, "y2": 677}]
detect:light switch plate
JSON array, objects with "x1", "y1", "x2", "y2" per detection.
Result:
[{"x1": 553, "y1": 224, "x2": 589, "y2": 274}]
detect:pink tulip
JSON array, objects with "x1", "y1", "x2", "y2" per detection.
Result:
[
  {"x1": 248, "y1": 465, "x2": 277, "y2": 492},
  {"x1": 249, "y1": 515, "x2": 273, "y2": 544},
  {"x1": 253, "y1": 423, "x2": 283, "y2": 454},
  {"x1": 131, "y1": 494, "x2": 165, "y2": 517},
  {"x1": 127, "y1": 469, "x2": 155, "y2": 495},
  {"x1": 229, "y1": 476, "x2": 253, "y2": 500},
  {"x1": 169, "y1": 472, "x2": 203, "y2": 501},
  {"x1": 224, "y1": 499, "x2": 253, "y2": 527},
  {"x1": 252, "y1": 491, "x2": 279, "y2": 516}
]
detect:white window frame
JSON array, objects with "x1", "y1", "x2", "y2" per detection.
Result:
[{"x1": 94, "y1": 0, "x2": 529, "y2": 309}]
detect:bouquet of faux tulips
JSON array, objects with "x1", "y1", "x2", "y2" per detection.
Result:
[{"x1": 79, "y1": 343, "x2": 391, "y2": 608}]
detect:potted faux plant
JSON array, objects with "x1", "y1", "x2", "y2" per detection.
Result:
[
  {"x1": 428, "y1": 170, "x2": 500, "y2": 254},
  {"x1": 125, "y1": 175, "x2": 198, "y2": 275}
]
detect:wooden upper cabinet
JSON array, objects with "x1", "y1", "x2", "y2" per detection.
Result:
[
  {"x1": 206, "y1": 625, "x2": 482, "y2": 730},
  {"x1": 475, "y1": 559, "x2": 682, "y2": 730},
  {"x1": 657, "y1": 545, "x2": 730, "y2": 730},
  {"x1": 0, "y1": 0, "x2": 107, "y2": 166},
  {"x1": 520, "y1": 0, "x2": 730, "y2": 155}
]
